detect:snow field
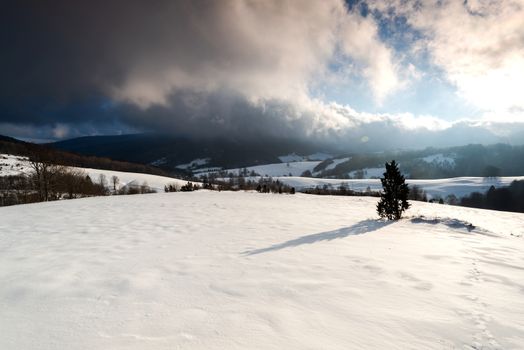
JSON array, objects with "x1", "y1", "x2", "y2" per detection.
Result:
[
  {"x1": 1, "y1": 191, "x2": 523, "y2": 349},
  {"x1": 276, "y1": 175, "x2": 524, "y2": 199}
]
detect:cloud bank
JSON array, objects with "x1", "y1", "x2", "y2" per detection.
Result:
[{"x1": 1, "y1": 0, "x2": 523, "y2": 148}]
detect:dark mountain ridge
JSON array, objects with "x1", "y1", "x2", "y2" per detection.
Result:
[
  {"x1": 50, "y1": 133, "x2": 336, "y2": 171},
  {"x1": 0, "y1": 134, "x2": 172, "y2": 177}
]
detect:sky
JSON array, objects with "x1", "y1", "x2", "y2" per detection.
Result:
[{"x1": 1, "y1": 0, "x2": 523, "y2": 149}]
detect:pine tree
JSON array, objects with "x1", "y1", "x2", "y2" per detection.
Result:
[{"x1": 377, "y1": 160, "x2": 410, "y2": 220}]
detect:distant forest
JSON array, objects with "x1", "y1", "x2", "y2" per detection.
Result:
[{"x1": 460, "y1": 180, "x2": 524, "y2": 213}]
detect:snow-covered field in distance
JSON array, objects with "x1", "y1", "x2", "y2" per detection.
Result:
[
  {"x1": 276, "y1": 175, "x2": 524, "y2": 199},
  {"x1": 198, "y1": 160, "x2": 323, "y2": 177},
  {"x1": 195, "y1": 153, "x2": 336, "y2": 177},
  {"x1": 3, "y1": 153, "x2": 524, "y2": 199},
  {"x1": 1, "y1": 191, "x2": 523, "y2": 349},
  {"x1": 0, "y1": 154, "x2": 191, "y2": 192}
]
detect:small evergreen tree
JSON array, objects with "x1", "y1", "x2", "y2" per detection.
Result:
[{"x1": 377, "y1": 160, "x2": 410, "y2": 220}]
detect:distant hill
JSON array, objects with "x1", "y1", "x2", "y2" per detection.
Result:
[
  {"x1": 194, "y1": 143, "x2": 524, "y2": 179},
  {"x1": 47, "y1": 133, "x2": 524, "y2": 179},
  {"x1": 50, "y1": 133, "x2": 335, "y2": 171},
  {"x1": 0, "y1": 134, "x2": 173, "y2": 177},
  {"x1": 0, "y1": 134, "x2": 25, "y2": 144},
  {"x1": 310, "y1": 144, "x2": 524, "y2": 179}
]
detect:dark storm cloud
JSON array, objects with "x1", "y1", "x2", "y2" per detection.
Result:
[
  {"x1": 0, "y1": 0, "x2": 346, "y2": 131},
  {"x1": 1, "y1": 0, "x2": 522, "y2": 149},
  {"x1": 0, "y1": 1, "x2": 201, "y2": 123}
]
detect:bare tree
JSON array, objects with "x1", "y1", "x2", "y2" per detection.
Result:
[
  {"x1": 28, "y1": 152, "x2": 66, "y2": 201},
  {"x1": 98, "y1": 174, "x2": 107, "y2": 188},
  {"x1": 111, "y1": 175, "x2": 119, "y2": 192},
  {"x1": 140, "y1": 181, "x2": 152, "y2": 194},
  {"x1": 60, "y1": 168, "x2": 86, "y2": 199}
]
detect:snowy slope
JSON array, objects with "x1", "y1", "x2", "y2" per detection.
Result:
[
  {"x1": 325, "y1": 157, "x2": 351, "y2": 171},
  {"x1": 1, "y1": 191, "x2": 523, "y2": 349},
  {"x1": 0, "y1": 153, "x2": 191, "y2": 192},
  {"x1": 200, "y1": 153, "x2": 336, "y2": 177},
  {"x1": 80, "y1": 167, "x2": 191, "y2": 192},
  {"x1": 201, "y1": 160, "x2": 323, "y2": 177},
  {"x1": 0, "y1": 154, "x2": 32, "y2": 176},
  {"x1": 276, "y1": 176, "x2": 524, "y2": 199}
]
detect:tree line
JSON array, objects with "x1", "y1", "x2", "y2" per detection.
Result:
[
  {"x1": 0, "y1": 166, "x2": 107, "y2": 206},
  {"x1": 194, "y1": 174, "x2": 296, "y2": 194},
  {"x1": 0, "y1": 152, "x2": 159, "y2": 206},
  {"x1": 459, "y1": 181, "x2": 524, "y2": 213}
]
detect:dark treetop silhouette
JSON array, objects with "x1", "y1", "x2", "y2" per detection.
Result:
[{"x1": 377, "y1": 160, "x2": 410, "y2": 220}]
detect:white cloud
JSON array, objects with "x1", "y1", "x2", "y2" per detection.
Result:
[
  {"x1": 340, "y1": 14, "x2": 402, "y2": 103},
  {"x1": 369, "y1": 0, "x2": 524, "y2": 117}
]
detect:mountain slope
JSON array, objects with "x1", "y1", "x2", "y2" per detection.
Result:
[
  {"x1": 1, "y1": 191, "x2": 523, "y2": 349},
  {"x1": 51, "y1": 134, "x2": 524, "y2": 179},
  {"x1": 50, "y1": 133, "x2": 334, "y2": 171},
  {"x1": 311, "y1": 144, "x2": 524, "y2": 179},
  {"x1": 0, "y1": 134, "x2": 170, "y2": 177}
]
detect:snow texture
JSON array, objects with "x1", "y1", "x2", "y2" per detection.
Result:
[{"x1": 1, "y1": 191, "x2": 523, "y2": 349}]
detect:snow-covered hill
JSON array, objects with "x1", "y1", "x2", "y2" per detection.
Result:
[
  {"x1": 199, "y1": 160, "x2": 323, "y2": 177},
  {"x1": 0, "y1": 154, "x2": 190, "y2": 192},
  {"x1": 0, "y1": 154, "x2": 31, "y2": 176},
  {"x1": 1, "y1": 191, "x2": 523, "y2": 349}
]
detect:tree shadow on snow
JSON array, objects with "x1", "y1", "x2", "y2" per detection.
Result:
[
  {"x1": 243, "y1": 219, "x2": 394, "y2": 256},
  {"x1": 409, "y1": 216, "x2": 497, "y2": 237}
]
